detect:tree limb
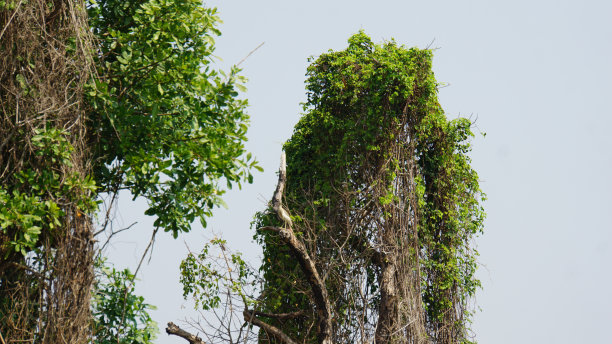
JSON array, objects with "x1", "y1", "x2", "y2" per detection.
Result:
[
  {"x1": 165, "y1": 322, "x2": 205, "y2": 344},
  {"x1": 271, "y1": 152, "x2": 292, "y2": 227},
  {"x1": 260, "y1": 152, "x2": 333, "y2": 344},
  {"x1": 243, "y1": 310, "x2": 298, "y2": 344},
  {"x1": 244, "y1": 309, "x2": 305, "y2": 320}
]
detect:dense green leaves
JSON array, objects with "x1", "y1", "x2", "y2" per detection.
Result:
[{"x1": 87, "y1": 0, "x2": 259, "y2": 236}]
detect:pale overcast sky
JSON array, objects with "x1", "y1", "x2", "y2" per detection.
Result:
[{"x1": 104, "y1": 1, "x2": 612, "y2": 343}]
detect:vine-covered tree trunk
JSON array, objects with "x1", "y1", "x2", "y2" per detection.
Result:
[
  {"x1": 0, "y1": 0, "x2": 97, "y2": 342},
  {"x1": 252, "y1": 32, "x2": 485, "y2": 344},
  {"x1": 173, "y1": 32, "x2": 484, "y2": 344}
]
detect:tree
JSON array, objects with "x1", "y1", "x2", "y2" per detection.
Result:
[
  {"x1": 177, "y1": 32, "x2": 485, "y2": 344},
  {"x1": 0, "y1": 0, "x2": 257, "y2": 341}
]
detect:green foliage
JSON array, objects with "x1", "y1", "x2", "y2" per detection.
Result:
[
  {"x1": 0, "y1": 0, "x2": 20, "y2": 10},
  {"x1": 87, "y1": 0, "x2": 260, "y2": 236},
  {"x1": 285, "y1": 32, "x2": 434, "y2": 194},
  {"x1": 92, "y1": 258, "x2": 158, "y2": 344},
  {"x1": 0, "y1": 128, "x2": 98, "y2": 256}
]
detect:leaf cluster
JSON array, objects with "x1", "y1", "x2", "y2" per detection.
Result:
[
  {"x1": 180, "y1": 238, "x2": 257, "y2": 311},
  {"x1": 0, "y1": 128, "x2": 98, "y2": 256}
]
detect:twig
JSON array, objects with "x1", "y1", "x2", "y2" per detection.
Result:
[
  {"x1": 0, "y1": 0, "x2": 25, "y2": 41},
  {"x1": 425, "y1": 37, "x2": 436, "y2": 50},
  {"x1": 236, "y1": 42, "x2": 265, "y2": 67},
  {"x1": 99, "y1": 222, "x2": 138, "y2": 252},
  {"x1": 94, "y1": 177, "x2": 123, "y2": 237},
  {"x1": 134, "y1": 226, "x2": 159, "y2": 278}
]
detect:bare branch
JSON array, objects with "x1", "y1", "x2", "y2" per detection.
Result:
[
  {"x1": 236, "y1": 42, "x2": 265, "y2": 67},
  {"x1": 243, "y1": 310, "x2": 298, "y2": 344},
  {"x1": 271, "y1": 152, "x2": 292, "y2": 227},
  {"x1": 98, "y1": 221, "x2": 137, "y2": 252},
  {"x1": 165, "y1": 322, "x2": 205, "y2": 344},
  {"x1": 245, "y1": 309, "x2": 305, "y2": 320}
]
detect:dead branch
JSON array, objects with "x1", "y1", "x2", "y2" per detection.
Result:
[
  {"x1": 242, "y1": 310, "x2": 298, "y2": 344},
  {"x1": 271, "y1": 152, "x2": 292, "y2": 228},
  {"x1": 259, "y1": 152, "x2": 333, "y2": 344},
  {"x1": 166, "y1": 322, "x2": 205, "y2": 344}
]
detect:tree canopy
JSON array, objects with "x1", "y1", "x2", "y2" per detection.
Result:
[{"x1": 1, "y1": 0, "x2": 484, "y2": 341}]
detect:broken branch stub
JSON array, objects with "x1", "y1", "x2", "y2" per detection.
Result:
[
  {"x1": 165, "y1": 322, "x2": 205, "y2": 344},
  {"x1": 272, "y1": 152, "x2": 293, "y2": 228}
]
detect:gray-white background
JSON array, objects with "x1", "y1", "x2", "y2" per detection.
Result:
[{"x1": 104, "y1": 0, "x2": 612, "y2": 343}]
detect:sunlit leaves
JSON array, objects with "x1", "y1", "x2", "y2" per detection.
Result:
[{"x1": 87, "y1": 0, "x2": 260, "y2": 236}]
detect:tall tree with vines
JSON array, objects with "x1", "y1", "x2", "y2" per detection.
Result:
[
  {"x1": 179, "y1": 32, "x2": 485, "y2": 344},
  {"x1": 252, "y1": 32, "x2": 485, "y2": 344}
]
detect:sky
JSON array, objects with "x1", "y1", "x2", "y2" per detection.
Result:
[{"x1": 104, "y1": 1, "x2": 612, "y2": 343}]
